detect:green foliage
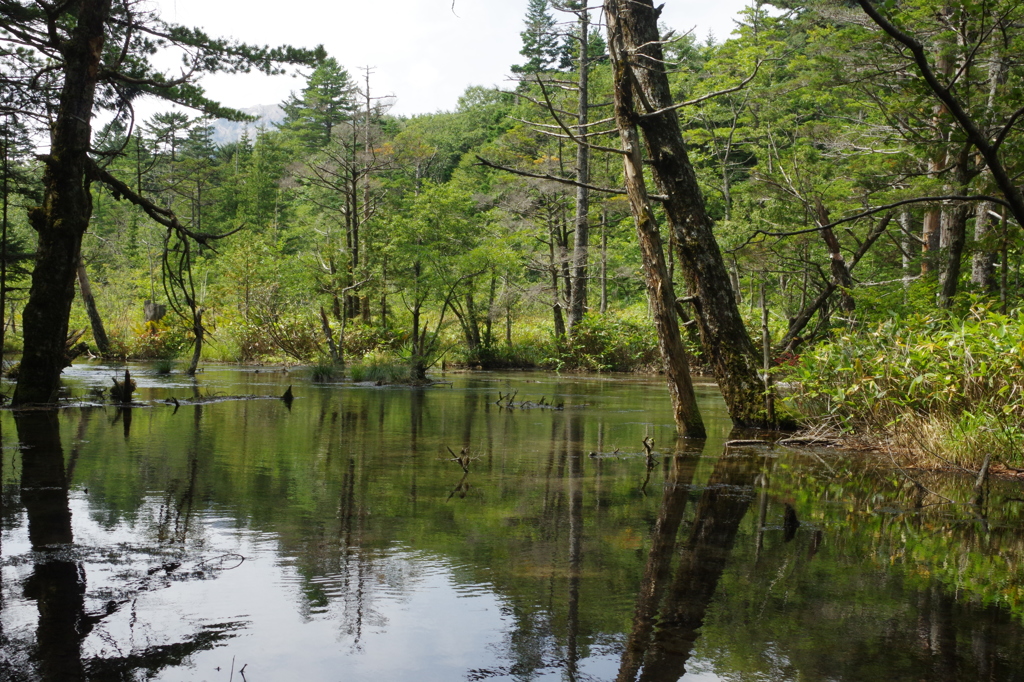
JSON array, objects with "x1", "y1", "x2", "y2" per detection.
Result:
[
  {"x1": 786, "y1": 306, "x2": 1024, "y2": 465},
  {"x1": 348, "y1": 354, "x2": 413, "y2": 384},
  {"x1": 281, "y1": 56, "x2": 358, "y2": 149},
  {"x1": 511, "y1": 0, "x2": 560, "y2": 75},
  {"x1": 545, "y1": 312, "x2": 661, "y2": 373},
  {"x1": 342, "y1": 323, "x2": 402, "y2": 359},
  {"x1": 109, "y1": 320, "x2": 188, "y2": 360}
]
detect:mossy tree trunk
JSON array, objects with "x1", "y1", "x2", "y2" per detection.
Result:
[
  {"x1": 608, "y1": 31, "x2": 705, "y2": 438},
  {"x1": 604, "y1": 0, "x2": 771, "y2": 427},
  {"x1": 13, "y1": 0, "x2": 112, "y2": 405}
]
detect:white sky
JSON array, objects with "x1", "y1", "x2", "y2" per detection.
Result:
[{"x1": 151, "y1": 0, "x2": 754, "y2": 117}]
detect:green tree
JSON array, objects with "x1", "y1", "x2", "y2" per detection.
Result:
[
  {"x1": 0, "y1": 0, "x2": 321, "y2": 404},
  {"x1": 281, "y1": 56, "x2": 358, "y2": 149},
  {"x1": 512, "y1": 0, "x2": 561, "y2": 74}
]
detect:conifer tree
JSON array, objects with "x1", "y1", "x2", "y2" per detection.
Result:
[
  {"x1": 282, "y1": 57, "x2": 358, "y2": 148},
  {"x1": 0, "y1": 0, "x2": 321, "y2": 404},
  {"x1": 511, "y1": 0, "x2": 560, "y2": 74}
]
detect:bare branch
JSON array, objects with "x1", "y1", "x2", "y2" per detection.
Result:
[
  {"x1": 476, "y1": 155, "x2": 665, "y2": 200},
  {"x1": 639, "y1": 61, "x2": 762, "y2": 119},
  {"x1": 737, "y1": 194, "x2": 1009, "y2": 248}
]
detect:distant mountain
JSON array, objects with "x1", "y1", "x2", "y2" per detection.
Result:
[{"x1": 211, "y1": 104, "x2": 284, "y2": 145}]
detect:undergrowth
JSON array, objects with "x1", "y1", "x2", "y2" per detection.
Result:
[
  {"x1": 785, "y1": 305, "x2": 1024, "y2": 468},
  {"x1": 543, "y1": 312, "x2": 666, "y2": 372},
  {"x1": 349, "y1": 353, "x2": 413, "y2": 384}
]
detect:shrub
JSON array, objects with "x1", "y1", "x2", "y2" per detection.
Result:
[
  {"x1": 343, "y1": 323, "x2": 403, "y2": 358},
  {"x1": 543, "y1": 313, "x2": 663, "y2": 372},
  {"x1": 785, "y1": 305, "x2": 1024, "y2": 467},
  {"x1": 460, "y1": 342, "x2": 542, "y2": 369},
  {"x1": 109, "y1": 320, "x2": 188, "y2": 360}
]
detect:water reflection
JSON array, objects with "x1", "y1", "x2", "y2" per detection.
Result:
[
  {"x1": 1, "y1": 369, "x2": 1023, "y2": 681},
  {"x1": 6, "y1": 411, "x2": 244, "y2": 681},
  {"x1": 17, "y1": 412, "x2": 85, "y2": 681},
  {"x1": 619, "y1": 440, "x2": 759, "y2": 682}
]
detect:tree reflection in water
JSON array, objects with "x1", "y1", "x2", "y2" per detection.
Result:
[
  {"x1": 617, "y1": 438, "x2": 758, "y2": 682},
  {"x1": 3, "y1": 372, "x2": 1024, "y2": 681},
  {"x1": 7, "y1": 411, "x2": 244, "y2": 681}
]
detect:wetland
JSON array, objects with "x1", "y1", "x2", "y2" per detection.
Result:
[{"x1": 2, "y1": 366, "x2": 1023, "y2": 681}]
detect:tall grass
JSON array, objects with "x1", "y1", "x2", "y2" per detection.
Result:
[
  {"x1": 785, "y1": 306, "x2": 1024, "y2": 468},
  {"x1": 154, "y1": 358, "x2": 176, "y2": 374},
  {"x1": 310, "y1": 359, "x2": 340, "y2": 382},
  {"x1": 349, "y1": 354, "x2": 412, "y2": 384}
]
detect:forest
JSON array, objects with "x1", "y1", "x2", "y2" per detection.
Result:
[{"x1": 2, "y1": 0, "x2": 1024, "y2": 467}]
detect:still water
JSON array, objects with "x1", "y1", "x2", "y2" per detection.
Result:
[{"x1": 1, "y1": 365, "x2": 1023, "y2": 681}]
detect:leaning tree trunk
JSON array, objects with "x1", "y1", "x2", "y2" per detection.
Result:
[
  {"x1": 13, "y1": 0, "x2": 112, "y2": 405},
  {"x1": 609, "y1": 31, "x2": 704, "y2": 438},
  {"x1": 605, "y1": 0, "x2": 772, "y2": 427},
  {"x1": 77, "y1": 258, "x2": 110, "y2": 356}
]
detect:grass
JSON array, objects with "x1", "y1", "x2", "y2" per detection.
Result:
[
  {"x1": 154, "y1": 358, "x2": 176, "y2": 374},
  {"x1": 349, "y1": 355, "x2": 412, "y2": 384},
  {"x1": 310, "y1": 359, "x2": 340, "y2": 382}
]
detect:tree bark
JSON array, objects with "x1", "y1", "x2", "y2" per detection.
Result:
[
  {"x1": 14, "y1": 0, "x2": 112, "y2": 405},
  {"x1": 609, "y1": 39, "x2": 705, "y2": 437},
  {"x1": 605, "y1": 0, "x2": 771, "y2": 427},
  {"x1": 938, "y1": 200, "x2": 970, "y2": 308},
  {"x1": 568, "y1": 7, "x2": 591, "y2": 331},
  {"x1": 971, "y1": 202, "x2": 998, "y2": 292},
  {"x1": 77, "y1": 258, "x2": 110, "y2": 356}
]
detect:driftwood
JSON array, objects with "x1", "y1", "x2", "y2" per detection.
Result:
[
  {"x1": 777, "y1": 436, "x2": 838, "y2": 447},
  {"x1": 446, "y1": 446, "x2": 474, "y2": 473},
  {"x1": 494, "y1": 392, "x2": 571, "y2": 411}
]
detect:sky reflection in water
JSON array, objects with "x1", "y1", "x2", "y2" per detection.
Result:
[{"x1": 1, "y1": 366, "x2": 1023, "y2": 681}]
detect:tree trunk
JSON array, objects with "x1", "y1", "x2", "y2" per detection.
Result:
[
  {"x1": 815, "y1": 199, "x2": 855, "y2": 312},
  {"x1": 186, "y1": 309, "x2": 203, "y2": 376},
  {"x1": 608, "y1": 11, "x2": 704, "y2": 437},
  {"x1": 568, "y1": 8, "x2": 591, "y2": 331},
  {"x1": 549, "y1": 232, "x2": 566, "y2": 338},
  {"x1": 14, "y1": 0, "x2": 112, "y2": 405},
  {"x1": 600, "y1": 211, "x2": 608, "y2": 313},
  {"x1": 779, "y1": 213, "x2": 892, "y2": 352},
  {"x1": 938, "y1": 201, "x2": 970, "y2": 308},
  {"x1": 605, "y1": 0, "x2": 771, "y2": 427},
  {"x1": 320, "y1": 306, "x2": 340, "y2": 363},
  {"x1": 971, "y1": 202, "x2": 998, "y2": 292},
  {"x1": 77, "y1": 258, "x2": 110, "y2": 356}
]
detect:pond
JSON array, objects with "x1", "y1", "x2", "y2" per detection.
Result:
[{"x1": 2, "y1": 365, "x2": 1023, "y2": 681}]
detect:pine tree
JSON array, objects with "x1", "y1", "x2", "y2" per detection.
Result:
[
  {"x1": 0, "y1": 0, "x2": 320, "y2": 405},
  {"x1": 511, "y1": 0, "x2": 560, "y2": 74},
  {"x1": 282, "y1": 57, "x2": 358, "y2": 148}
]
